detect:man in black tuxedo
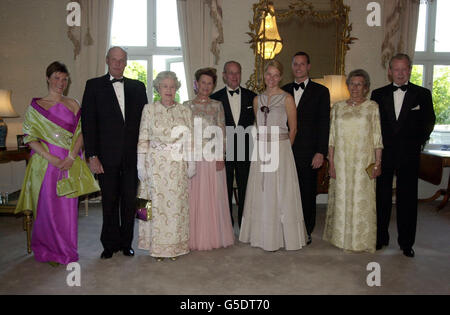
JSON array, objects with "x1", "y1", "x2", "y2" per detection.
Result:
[
  {"x1": 371, "y1": 53, "x2": 435, "y2": 258},
  {"x1": 81, "y1": 46, "x2": 148, "y2": 259},
  {"x1": 210, "y1": 61, "x2": 256, "y2": 229},
  {"x1": 282, "y1": 52, "x2": 330, "y2": 245}
]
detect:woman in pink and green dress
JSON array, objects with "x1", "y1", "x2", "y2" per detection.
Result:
[{"x1": 16, "y1": 62, "x2": 84, "y2": 265}]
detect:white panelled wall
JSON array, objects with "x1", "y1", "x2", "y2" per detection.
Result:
[{"x1": 0, "y1": 0, "x2": 446, "y2": 202}]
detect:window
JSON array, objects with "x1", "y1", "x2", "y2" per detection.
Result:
[
  {"x1": 110, "y1": 0, "x2": 188, "y2": 103},
  {"x1": 412, "y1": 0, "x2": 450, "y2": 147}
]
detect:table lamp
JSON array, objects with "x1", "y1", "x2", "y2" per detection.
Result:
[
  {"x1": 323, "y1": 75, "x2": 350, "y2": 106},
  {"x1": 0, "y1": 90, "x2": 19, "y2": 150},
  {"x1": 312, "y1": 75, "x2": 349, "y2": 107}
]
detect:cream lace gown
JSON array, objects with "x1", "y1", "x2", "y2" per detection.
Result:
[
  {"x1": 323, "y1": 100, "x2": 383, "y2": 253},
  {"x1": 137, "y1": 101, "x2": 192, "y2": 258}
]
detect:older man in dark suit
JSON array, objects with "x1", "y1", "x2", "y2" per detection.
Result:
[
  {"x1": 282, "y1": 51, "x2": 330, "y2": 245},
  {"x1": 371, "y1": 53, "x2": 435, "y2": 258},
  {"x1": 81, "y1": 46, "x2": 148, "y2": 259},
  {"x1": 211, "y1": 61, "x2": 256, "y2": 229}
]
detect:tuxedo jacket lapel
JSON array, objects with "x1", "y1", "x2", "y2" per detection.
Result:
[
  {"x1": 282, "y1": 82, "x2": 304, "y2": 108},
  {"x1": 213, "y1": 87, "x2": 255, "y2": 127},
  {"x1": 285, "y1": 83, "x2": 295, "y2": 97},
  {"x1": 285, "y1": 83, "x2": 297, "y2": 104},
  {"x1": 397, "y1": 83, "x2": 418, "y2": 127},
  {"x1": 282, "y1": 81, "x2": 311, "y2": 110},
  {"x1": 103, "y1": 75, "x2": 124, "y2": 124},
  {"x1": 238, "y1": 87, "x2": 252, "y2": 126},
  {"x1": 297, "y1": 83, "x2": 312, "y2": 111},
  {"x1": 383, "y1": 85, "x2": 396, "y2": 124},
  {"x1": 123, "y1": 78, "x2": 132, "y2": 123},
  {"x1": 221, "y1": 88, "x2": 236, "y2": 127}
]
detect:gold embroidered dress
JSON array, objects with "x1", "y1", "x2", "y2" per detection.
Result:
[
  {"x1": 323, "y1": 100, "x2": 383, "y2": 253},
  {"x1": 137, "y1": 101, "x2": 193, "y2": 257}
]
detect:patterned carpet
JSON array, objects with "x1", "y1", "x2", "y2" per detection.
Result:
[{"x1": 0, "y1": 201, "x2": 449, "y2": 295}]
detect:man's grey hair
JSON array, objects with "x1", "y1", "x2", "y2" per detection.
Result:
[
  {"x1": 389, "y1": 53, "x2": 412, "y2": 69},
  {"x1": 106, "y1": 46, "x2": 128, "y2": 60},
  {"x1": 153, "y1": 71, "x2": 181, "y2": 93},
  {"x1": 223, "y1": 60, "x2": 242, "y2": 73}
]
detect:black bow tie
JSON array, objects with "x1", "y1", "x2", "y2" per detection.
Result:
[
  {"x1": 111, "y1": 78, "x2": 124, "y2": 84},
  {"x1": 392, "y1": 84, "x2": 407, "y2": 92},
  {"x1": 294, "y1": 82, "x2": 305, "y2": 91},
  {"x1": 229, "y1": 89, "x2": 240, "y2": 96}
]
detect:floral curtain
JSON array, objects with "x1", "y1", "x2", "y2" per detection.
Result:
[
  {"x1": 177, "y1": 0, "x2": 224, "y2": 99},
  {"x1": 381, "y1": 0, "x2": 420, "y2": 69},
  {"x1": 67, "y1": 0, "x2": 112, "y2": 100}
]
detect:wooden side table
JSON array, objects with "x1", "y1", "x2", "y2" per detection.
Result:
[
  {"x1": 419, "y1": 150, "x2": 450, "y2": 211},
  {"x1": 0, "y1": 148, "x2": 33, "y2": 253},
  {"x1": 0, "y1": 147, "x2": 30, "y2": 163}
]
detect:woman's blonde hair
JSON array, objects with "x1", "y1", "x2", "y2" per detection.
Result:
[{"x1": 264, "y1": 60, "x2": 283, "y2": 77}]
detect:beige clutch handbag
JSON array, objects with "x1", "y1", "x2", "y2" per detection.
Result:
[{"x1": 365, "y1": 163, "x2": 376, "y2": 179}]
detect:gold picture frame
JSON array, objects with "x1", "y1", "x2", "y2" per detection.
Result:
[{"x1": 246, "y1": 0, "x2": 357, "y2": 92}]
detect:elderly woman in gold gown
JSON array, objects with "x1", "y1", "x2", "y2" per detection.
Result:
[
  {"x1": 323, "y1": 69, "x2": 383, "y2": 253},
  {"x1": 137, "y1": 71, "x2": 194, "y2": 260}
]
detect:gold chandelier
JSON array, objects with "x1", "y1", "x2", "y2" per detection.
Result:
[{"x1": 256, "y1": 2, "x2": 282, "y2": 60}]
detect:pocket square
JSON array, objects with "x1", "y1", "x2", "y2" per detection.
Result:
[
  {"x1": 411, "y1": 105, "x2": 420, "y2": 110},
  {"x1": 247, "y1": 106, "x2": 253, "y2": 109}
]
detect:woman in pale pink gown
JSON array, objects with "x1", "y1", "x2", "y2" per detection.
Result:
[{"x1": 185, "y1": 67, "x2": 235, "y2": 250}]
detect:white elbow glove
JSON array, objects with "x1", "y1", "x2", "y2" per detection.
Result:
[
  {"x1": 187, "y1": 161, "x2": 196, "y2": 179},
  {"x1": 137, "y1": 153, "x2": 146, "y2": 182}
]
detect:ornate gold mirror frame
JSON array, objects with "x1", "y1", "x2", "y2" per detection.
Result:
[{"x1": 246, "y1": 0, "x2": 356, "y2": 92}]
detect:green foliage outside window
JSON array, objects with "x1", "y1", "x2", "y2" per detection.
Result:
[
  {"x1": 410, "y1": 65, "x2": 423, "y2": 87},
  {"x1": 124, "y1": 61, "x2": 147, "y2": 87},
  {"x1": 124, "y1": 62, "x2": 180, "y2": 103},
  {"x1": 411, "y1": 65, "x2": 450, "y2": 124}
]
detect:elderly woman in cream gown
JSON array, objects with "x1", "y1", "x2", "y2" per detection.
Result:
[
  {"x1": 323, "y1": 69, "x2": 383, "y2": 253},
  {"x1": 137, "y1": 71, "x2": 194, "y2": 260}
]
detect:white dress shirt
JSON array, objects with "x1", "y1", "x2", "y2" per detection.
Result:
[
  {"x1": 294, "y1": 78, "x2": 309, "y2": 107},
  {"x1": 393, "y1": 82, "x2": 408, "y2": 120},
  {"x1": 110, "y1": 74, "x2": 125, "y2": 120},
  {"x1": 226, "y1": 85, "x2": 241, "y2": 125}
]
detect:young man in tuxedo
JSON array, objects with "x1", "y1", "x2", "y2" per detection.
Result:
[
  {"x1": 210, "y1": 61, "x2": 256, "y2": 229},
  {"x1": 282, "y1": 52, "x2": 330, "y2": 245},
  {"x1": 371, "y1": 53, "x2": 435, "y2": 258},
  {"x1": 81, "y1": 46, "x2": 148, "y2": 259}
]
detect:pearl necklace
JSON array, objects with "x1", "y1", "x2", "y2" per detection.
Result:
[
  {"x1": 195, "y1": 97, "x2": 209, "y2": 104},
  {"x1": 349, "y1": 99, "x2": 364, "y2": 107}
]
